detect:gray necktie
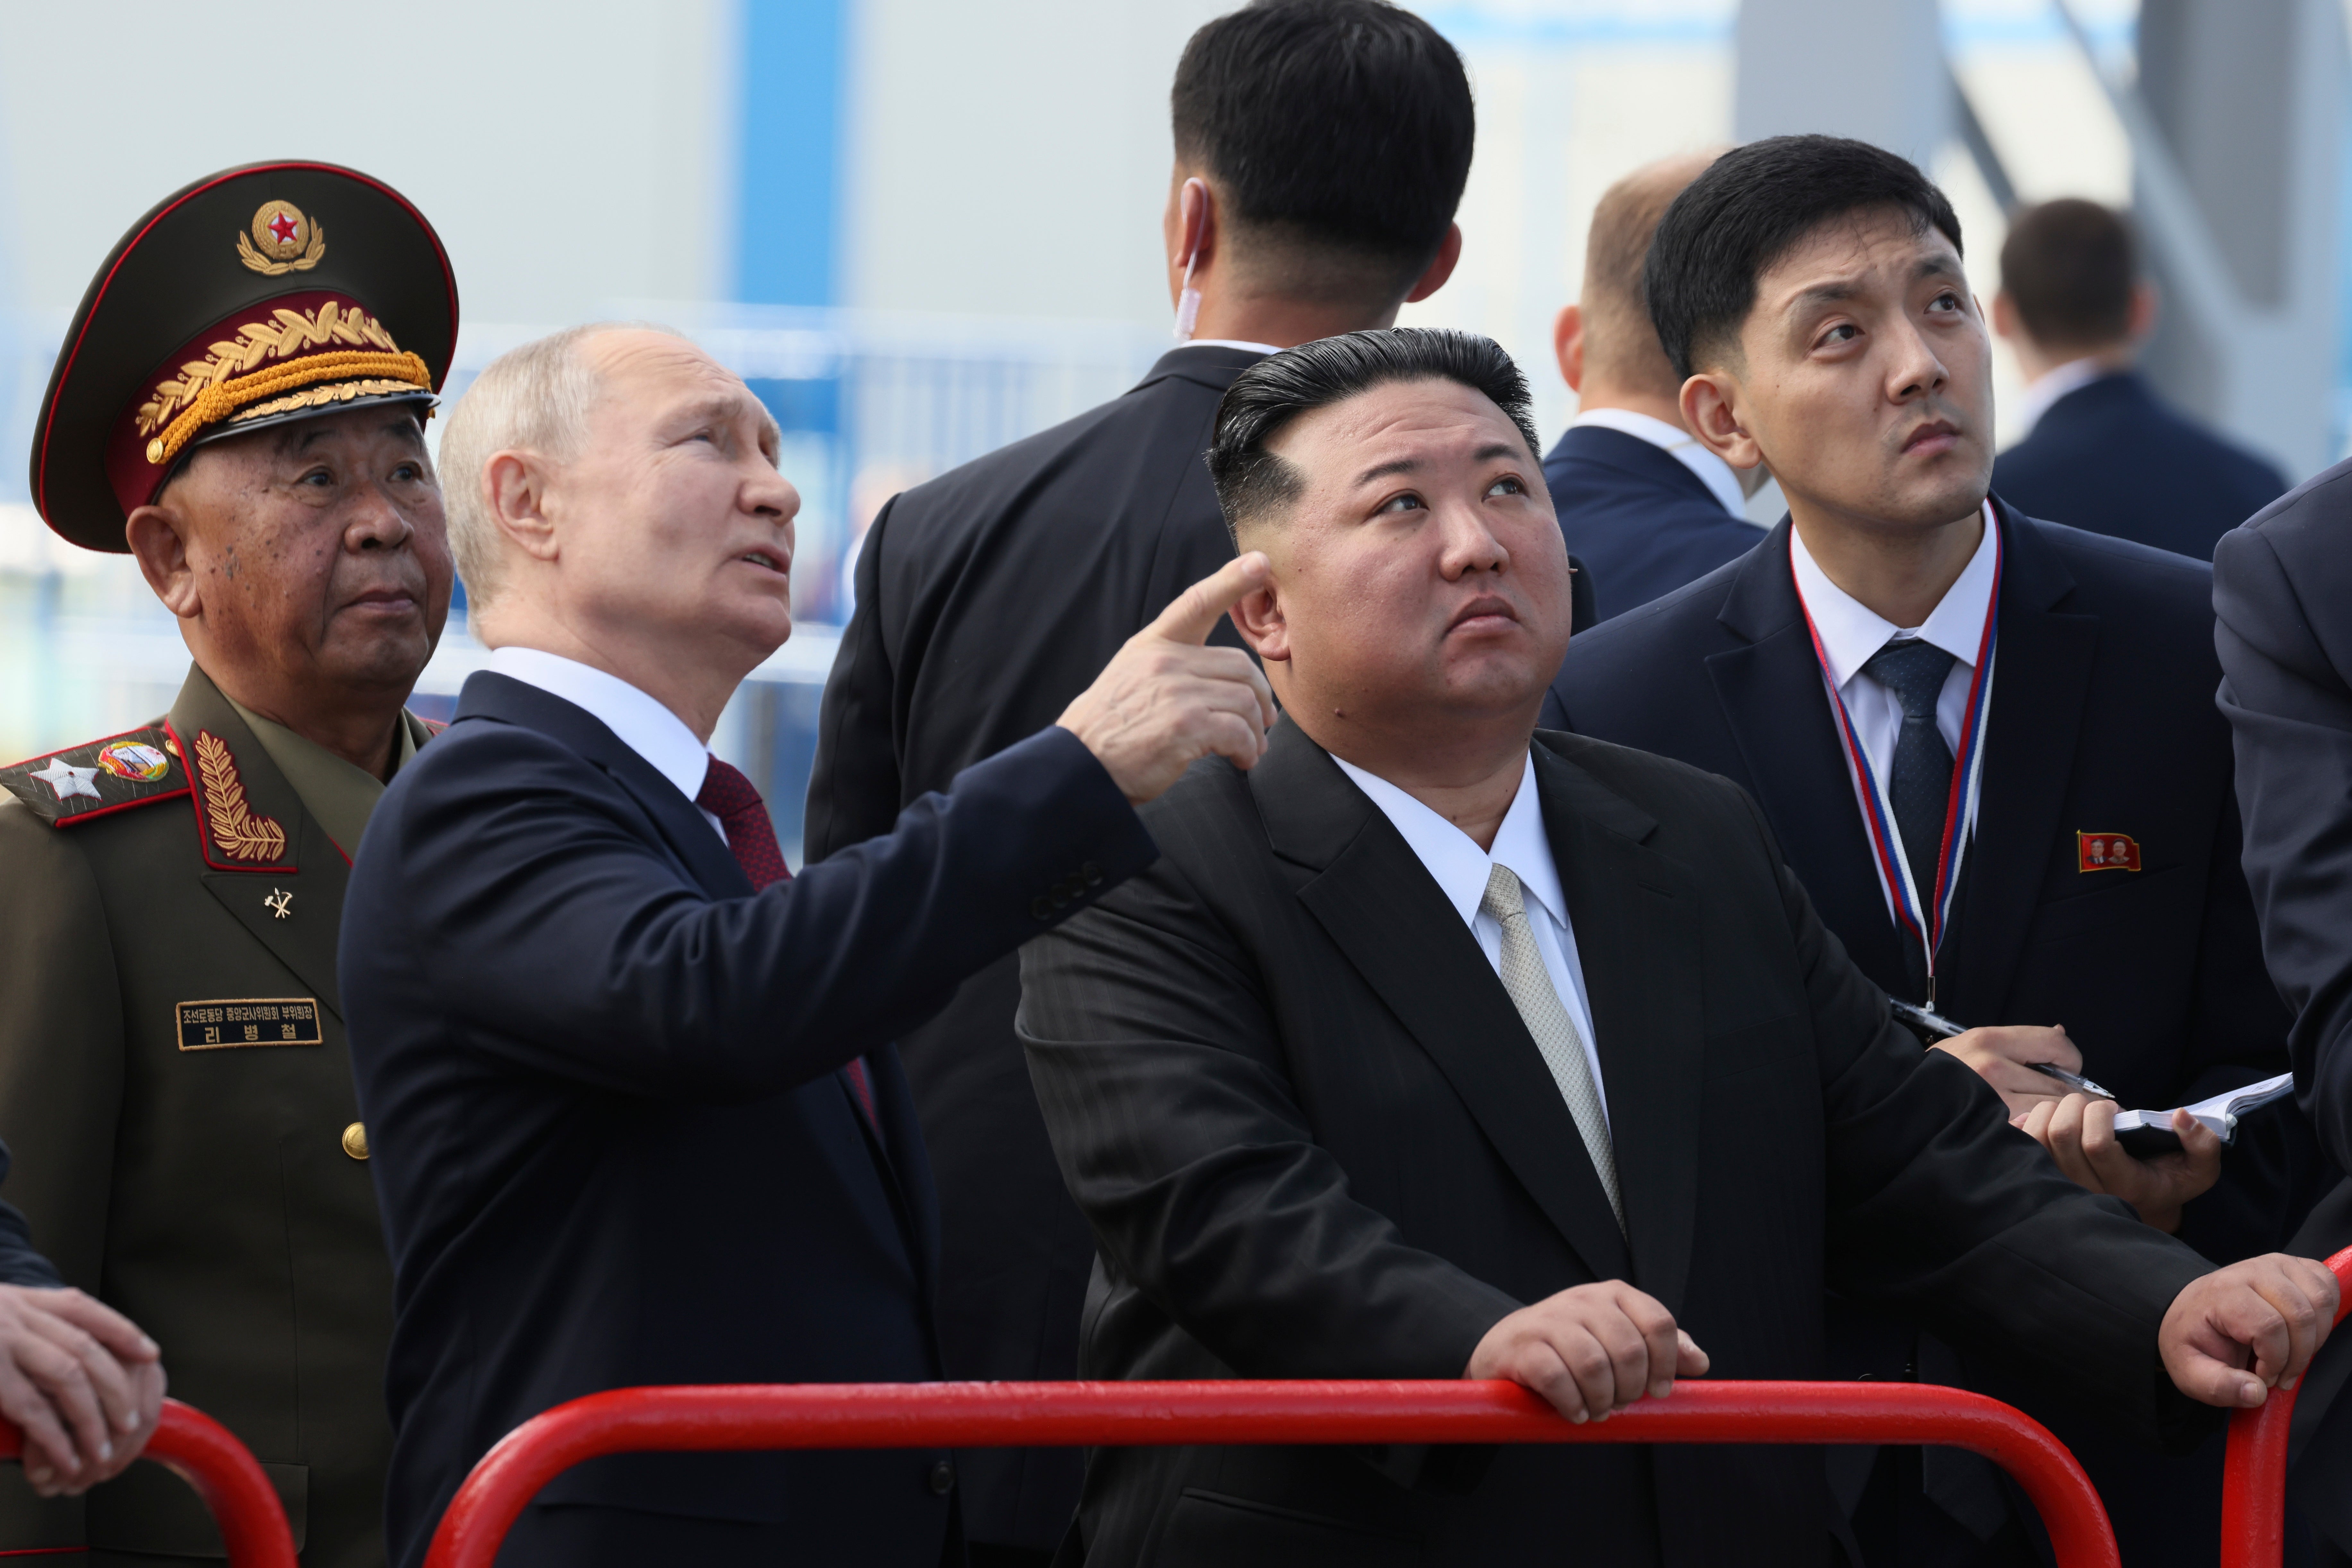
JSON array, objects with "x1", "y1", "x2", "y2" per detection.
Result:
[{"x1": 1479, "y1": 863, "x2": 1623, "y2": 1230}]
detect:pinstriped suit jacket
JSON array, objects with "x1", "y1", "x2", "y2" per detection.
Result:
[{"x1": 1019, "y1": 717, "x2": 2214, "y2": 1568}]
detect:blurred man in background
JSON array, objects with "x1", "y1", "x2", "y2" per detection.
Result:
[
  {"x1": 1545, "y1": 151, "x2": 1768, "y2": 621},
  {"x1": 1991, "y1": 199, "x2": 2286, "y2": 560},
  {"x1": 804, "y1": 5, "x2": 1476, "y2": 1559},
  {"x1": 1551, "y1": 136, "x2": 2315, "y2": 1568},
  {"x1": 2214, "y1": 469, "x2": 2352, "y2": 1567},
  {"x1": 0, "y1": 162, "x2": 457, "y2": 1568}
]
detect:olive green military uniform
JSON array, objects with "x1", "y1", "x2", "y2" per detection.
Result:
[{"x1": 0, "y1": 663, "x2": 432, "y2": 1566}]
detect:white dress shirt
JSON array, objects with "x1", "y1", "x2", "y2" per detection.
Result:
[
  {"x1": 1180, "y1": 337, "x2": 1281, "y2": 355},
  {"x1": 1332, "y1": 751, "x2": 1608, "y2": 1121},
  {"x1": 1789, "y1": 505, "x2": 1999, "y2": 913},
  {"x1": 1570, "y1": 406, "x2": 1753, "y2": 523},
  {"x1": 485, "y1": 646, "x2": 727, "y2": 842},
  {"x1": 2011, "y1": 356, "x2": 2114, "y2": 440}
]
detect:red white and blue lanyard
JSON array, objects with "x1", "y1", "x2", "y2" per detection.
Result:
[{"x1": 1792, "y1": 524, "x2": 2001, "y2": 1003}]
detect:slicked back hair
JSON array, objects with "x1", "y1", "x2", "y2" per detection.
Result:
[
  {"x1": 1645, "y1": 135, "x2": 1964, "y2": 379},
  {"x1": 2000, "y1": 198, "x2": 2137, "y2": 348},
  {"x1": 1172, "y1": 1, "x2": 1474, "y2": 305},
  {"x1": 1207, "y1": 328, "x2": 1541, "y2": 544}
]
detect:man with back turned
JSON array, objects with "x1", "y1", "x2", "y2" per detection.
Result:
[{"x1": 804, "y1": 4, "x2": 1481, "y2": 1559}]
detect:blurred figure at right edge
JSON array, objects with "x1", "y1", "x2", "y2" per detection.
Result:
[{"x1": 1992, "y1": 199, "x2": 2286, "y2": 561}]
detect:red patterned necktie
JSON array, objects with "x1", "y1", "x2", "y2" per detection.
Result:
[{"x1": 695, "y1": 757, "x2": 878, "y2": 1127}]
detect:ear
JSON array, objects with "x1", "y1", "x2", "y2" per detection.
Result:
[
  {"x1": 484, "y1": 450, "x2": 563, "y2": 564},
  {"x1": 1404, "y1": 223, "x2": 1463, "y2": 304},
  {"x1": 1171, "y1": 176, "x2": 1214, "y2": 290},
  {"x1": 2127, "y1": 280, "x2": 2159, "y2": 341},
  {"x1": 1681, "y1": 371, "x2": 1764, "y2": 471},
  {"x1": 1226, "y1": 563, "x2": 1291, "y2": 664},
  {"x1": 1989, "y1": 289, "x2": 2021, "y2": 342},
  {"x1": 125, "y1": 500, "x2": 202, "y2": 620},
  {"x1": 1554, "y1": 303, "x2": 1586, "y2": 394}
]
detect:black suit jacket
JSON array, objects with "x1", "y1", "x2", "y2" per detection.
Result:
[
  {"x1": 342, "y1": 672, "x2": 1155, "y2": 1568},
  {"x1": 1543, "y1": 423, "x2": 1761, "y2": 622},
  {"x1": 1992, "y1": 372, "x2": 2286, "y2": 562},
  {"x1": 1018, "y1": 718, "x2": 2212, "y2": 1568},
  {"x1": 2213, "y1": 461, "x2": 2352, "y2": 1555},
  {"x1": 1547, "y1": 504, "x2": 2316, "y2": 1565},
  {"x1": 802, "y1": 341, "x2": 1262, "y2": 1548}
]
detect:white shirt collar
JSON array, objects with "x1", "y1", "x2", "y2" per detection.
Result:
[
  {"x1": 2013, "y1": 356, "x2": 2115, "y2": 439},
  {"x1": 1328, "y1": 752, "x2": 1565, "y2": 931},
  {"x1": 1178, "y1": 338, "x2": 1281, "y2": 355},
  {"x1": 485, "y1": 646, "x2": 712, "y2": 807},
  {"x1": 1570, "y1": 405, "x2": 1752, "y2": 522},
  {"x1": 1788, "y1": 501, "x2": 2000, "y2": 690}
]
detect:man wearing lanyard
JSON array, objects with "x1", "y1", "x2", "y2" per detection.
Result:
[{"x1": 1547, "y1": 136, "x2": 2316, "y2": 1568}]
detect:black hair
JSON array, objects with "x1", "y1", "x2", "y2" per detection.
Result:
[
  {"x1": 1172, "y1": 1, "x2": 1474, "y2": 296},
  {"x1": 1999, "y1": 198, "x2": 2137, "y2": 347},
  {"x1": 1644, "y1": 134, "x2": 1964, "y2": 379},
  {"x1": 1207, "y1": 328, "x2": 1540, "y2": 541}
]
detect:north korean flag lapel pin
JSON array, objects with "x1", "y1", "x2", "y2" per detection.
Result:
[{"x1": 2076, "y1": 831, "x2": 2142, "y2": 873}]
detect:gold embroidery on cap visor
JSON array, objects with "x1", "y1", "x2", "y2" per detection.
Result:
[
  {"x1": 132, "y1": 299, "x2": 430, "y2": 468},
  {"x1": 237, "y1": 199, "x2": 326, "y2": 274}
]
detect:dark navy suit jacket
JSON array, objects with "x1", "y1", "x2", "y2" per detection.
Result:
[
  {"x1": 1546, "y1": 504, "x2": 2318, "y2": 1566},
  {"x1": 1992, "y1": 371, "x2": 2287, "y2": 562},
  {"x1": 1543, "y1": 423, "x2": 1761, "y2": 622},
  {"x1": 341, "y1": 672, "x2": 1155, "y2": 1568},
  {"x1": 2213, "y1": 461, "x2": 2352, "y2": 1556}
]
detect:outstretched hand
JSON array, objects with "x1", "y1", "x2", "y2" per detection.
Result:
[
  {"x1": 2159, "y1": 1254, "x2": 2339, "y2": 1409},
  {"x1": 1058, "y1": 553, "x2": 1278, "y2": 805}
]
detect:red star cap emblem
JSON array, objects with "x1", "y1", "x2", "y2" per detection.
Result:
[{"x1": 268, "y1": 211, "x2": 301, "y2": 245}]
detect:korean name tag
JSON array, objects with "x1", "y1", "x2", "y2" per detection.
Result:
[{"x1": 176, "y1": 998, "x2": 322, "y2": 1051}]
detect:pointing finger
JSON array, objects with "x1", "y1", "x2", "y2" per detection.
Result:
[{"x1": 1146, "y1": 553, "x2": 1272, "y2": 647}]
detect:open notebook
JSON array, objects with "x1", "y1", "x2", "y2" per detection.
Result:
[{"x1": 2113, "y1": 1072, "x2": 2298, "y2": 1157}]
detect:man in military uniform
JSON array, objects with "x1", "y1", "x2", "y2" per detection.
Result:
[{"x1": 0, "y1": 162, "x2": 458, "y2": 1567}]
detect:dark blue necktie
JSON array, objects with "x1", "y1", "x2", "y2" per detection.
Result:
[{"x1": 1862, "y1": 638, "x2": 1956, "y2": 998}]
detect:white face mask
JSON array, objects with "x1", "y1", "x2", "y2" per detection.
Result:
[{"x1": 1172, "y1": 177, "x2": 1208, "y2": 343}]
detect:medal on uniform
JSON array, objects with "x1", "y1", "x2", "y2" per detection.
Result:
[{"x1": 1794, "y1": 526, "x2": 2002, "y2": 1008}]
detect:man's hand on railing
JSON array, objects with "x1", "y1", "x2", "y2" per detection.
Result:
[
  {"x1": 0, "y1": 1285, "x2": 165, "y2": 1496},
  {"x1": 2161, "y1": 1254, "x2": 2341, "y2": 1409},
  {"x1": 1464, "y1": 1281, "x2": 1710, "y2": 1423}
]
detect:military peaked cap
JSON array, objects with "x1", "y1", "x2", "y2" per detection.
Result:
[{"x1": 29, "y1": 161, "x2": 459, "y2": 552}]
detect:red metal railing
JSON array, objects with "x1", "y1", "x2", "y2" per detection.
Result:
[
  {"x1": 2220, "y1": 1244, "x2": 2352, "y2": 1568},
  {"x1": 424, "y1": 1376, "x2": 2118, "y2": 1568},
  {"x1": 0, "y1": 1399, "x2": 297, "y2": 1568}
]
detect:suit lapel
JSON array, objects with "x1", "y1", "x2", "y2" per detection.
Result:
[
  {"x1": 456, "y1": 672, "x2": 752, "y2": 899},
  {"x1": 1939, "y1": 508, "x2": 2095, "y2": 1018},
  {"x1": 1532, "y1": 740, "x2": 1705, "y2": 1313},
  {"x1": 1257, "y1": 722, "x2": 1633, "y2": 1283},
  {"x1": 167, "y1": 666, "x2": 353, "y2": 1018},
  {"x1": 1703, "y1": 528, "x2": 1910, "y2": 988}
]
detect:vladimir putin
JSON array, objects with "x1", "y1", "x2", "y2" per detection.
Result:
[{"x1": 341, "y1": 324, "x2": 1276, "y2": 1567}]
